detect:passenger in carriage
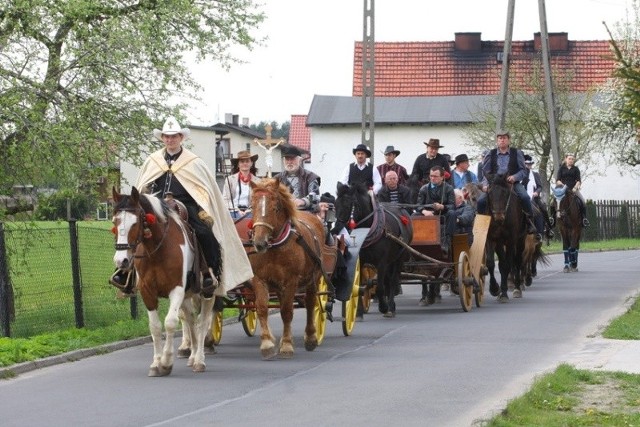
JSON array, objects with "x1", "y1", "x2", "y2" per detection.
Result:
[
  {"x1": 522, "y1": 154, "x2": 554, "y2": 238},
  {"x1": 476, "y1": 129, "x2": 539, "y2": 238},
  {"x1": 339, "y1": 143, "x2": 383, "y2": 194},
  {"x1": 377, "y1": 170, "x2": 412, "y2": 204},
  {"x1": 449, "y1": 189, "x2": 476, "y2": 236},
  {"x1": 377, "y1": 145, "x2": 409, "y2": 186},
  {"x1": 553, "y1": 153, "x2": 590, "y2": 227},
  {"x1": 273, "y1": 144, "x2": 321, "y2": 210},
  {"x1": 110, "y1": 116, "x2": 252, "y2": 296},
  {"x1": 410, "y1": 138, "x2": 452, "y2": 187},
  {"x1": 222, "y1": 150, "x2": 261, "y2": 219},
  {"x1": 414, "y1": 165, "x2": 456, "y2": 254},
  {"x1": 452, "y1": 153, "x2": 478, "y2": 189}
]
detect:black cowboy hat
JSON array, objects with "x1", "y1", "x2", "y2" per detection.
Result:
[
  {"x1": 524, "y1": 154, "x2": 534, "y2": 164},
  {"x1": 352, "y1": 144, "x2": 372, "y2": 157},
  {"x1": 383, "y1": 145, "x2": 400, "y2": 156},
  {"x1": 320, "y1": 192, "x2": 336, "y2": 204},
  {"x1": 455, "y1": 153, "x2": 470, "y2": 165},
  {"x1": 280, "y1": 144, "x2": 304, "y2": 157},
  {"x1": 424, "y1": 138, "x2": 443, "y2": 148}
]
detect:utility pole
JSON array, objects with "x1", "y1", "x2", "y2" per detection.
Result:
[
  {"x1": 362, "y1": 0, "x2": 375, "y2": 164},
  {"x1": 538, "y1": 0, "x2": 561, "y2": 171},
  {"x1": 497, "y1": 0, "x2": 561, "y2": 173},
  {"x1": 497, "y1": 0, "x2": 516, "y2": 132}
]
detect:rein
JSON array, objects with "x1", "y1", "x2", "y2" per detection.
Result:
[
  {"x1": 488, "y1": 182, "x2": 513, "y2": 218},
  {"x1": 115, "y1": 206, "x2": 171, "y2": 259},
  {"x1": 251, "y1": 194, "x2": 293, "y2": 248}
]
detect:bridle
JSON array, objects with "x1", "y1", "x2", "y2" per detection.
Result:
[
  {"x1": 251, "y1": 194, "x2": 292, "y2": 248},
  {"x1": 488, "y1": 182, "x2": 513, "y2": 221},
  {"x1": 114, "y1": 205, "x2": 170, "y2": 258}
]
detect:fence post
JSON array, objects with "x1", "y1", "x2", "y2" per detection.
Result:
[
  {"x1": 0, "y1": 222, "x2": 14, "y2": 337},
  {"x1": 68, "y1": 219, "x2": 84, "y2": 328}
]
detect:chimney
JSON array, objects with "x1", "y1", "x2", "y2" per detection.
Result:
[
  {"x1": 533, "y1": 32, "x2": 569, "y2": 52},
  {"x1": 224, "y1": 113, "x2": 233, "y2": 124},
  {"x1": 242, "y1": 117, "x2": 250, "y2": 127},
  {"x1": 454, "y1": 32, "x2": 482, "y2": 52},
  {"x1": 232, "y1": 114, "x2": 239, "y2": 126}
]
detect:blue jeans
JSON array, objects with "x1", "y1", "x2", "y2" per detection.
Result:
[{"x1": 477, "y1": 183, "x2": 533, "y2": 218}]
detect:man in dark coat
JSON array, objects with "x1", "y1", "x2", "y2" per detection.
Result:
[
  {"x1": 410, "y1": 138, "x2": 452, "y2": 186},
  {"x1": 415, "y1": 165, "x2": 456, "y2": 252},
  {"x1": 378, "y1": 145, "x2": 409, "y2": 186},
  {"x1": 273, "y1": 144, "x2": 320, "y2": 210},
  {"x1": 522, "y1": 154, "x2": 554, "y2": 238},
  {"x1": 377, "y1": 170, "x2": 412, "y2": 204}
]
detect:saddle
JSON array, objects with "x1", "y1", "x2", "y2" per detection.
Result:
[{"x1": 163, "y1": 195, "x2": 210, "y2": 295}]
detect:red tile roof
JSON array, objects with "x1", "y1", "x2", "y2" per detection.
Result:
[
  {"x1": 288, "y1": 114, "x2": 311, "y2": 154},
  {"x1": 352, "y1": 36, "x2": 615, "y2": 97}
]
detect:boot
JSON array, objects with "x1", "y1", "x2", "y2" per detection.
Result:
[
  {"x1": 525, "y1": 213, "x2": 540, "y2": 239},
  {"x1": 202, "y1": 268, "x2": 219, "y2": 296}
]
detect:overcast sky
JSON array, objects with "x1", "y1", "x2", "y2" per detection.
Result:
[{"x1": 181, "y1": 0, "x2": 632, "y2": 126}]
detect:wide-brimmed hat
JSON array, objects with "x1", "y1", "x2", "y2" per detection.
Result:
[
  {"x1": 153, "y1": 116, "x2": 191, "y2": 140},
  {"x1": 455, "y1": 153, "x2": 470, "y2": 165},
  {"x1": 496, "y1": 129, "x2": 510, "y2": 137},
  {"x1": 280, "y1": 144, "x2": 304, "y2": 158},
  {"x1": 320, "y1": 192, "x2": 336, "y2": 204},
  {"x1": 352, "y1": 144, "x2": 372, "y2": 157},
  {"x1": 231, "y1": 150, "x2": 258, "y2": 165},
  {"x1": 424, "y1": 138, "x2": 443, "y2": 148},
  {"x1": 524, "y1": 154, "x2": 534, "y2": 164},
  {"x1": 443, "y1": 154, "x2": 454, "y2": 165},
  {"x1": 383, "y1": 145, "x2": 400, "y2": 156}
]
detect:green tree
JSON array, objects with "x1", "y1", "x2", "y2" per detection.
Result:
[
  {"x1": 0, "y1": 0, "x2": 265, "y2": 206},
  {"x1": 588, "y1": 0, "x2": 640, "y2": 167},
  {"x1": 464, "y1": 64, "x2": 600, "y2": 197},
  {"x1": 250, "y1": 121, "x2": 290, "y2": 140}
]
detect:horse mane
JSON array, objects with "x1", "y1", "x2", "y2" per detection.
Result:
[
  {"x1": 139, "y1": 193, "x2": 169, "y2": 224},
  {"x1": 252, "y1": 178, "x2": 299, "y2": 221}
]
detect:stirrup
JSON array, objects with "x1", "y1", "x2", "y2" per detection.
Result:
[
  {"x1": 582, "y1": 218, "x2": 590, "y2": 227},
  {"x1": 110, "y1": 269, "x2": 135, "y2": 294}
]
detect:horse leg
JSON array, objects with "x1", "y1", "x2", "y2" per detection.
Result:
[
  {"x1": 376, "y1": 264, "x2": 390, "y2": 316},
  {"x1": 512, "y1": 245, "x2": 523, "y2": 298},
  {"x1": 177, "y1": 308, "x2": 192, "y2": 359},
  {"x1": 495, "y1": 246, "x2": 510, "y2": 303},
  {"x1": 303, "y1": 279, "x2": 318, "y2": 351},
  {"x1": 278, "y1": 288, "x2": 295, "y2": 358},
  {"x1": 253, "y1": 278, "x2": 277, "y2": 360},
  {"x1": 191, "y1": 296, "x2": 214, "y2": 372},
  {"x1": 383, "y1": 267, "x2": 397, "y2": 318},
  {"x1": 154, "y1": 287, "x2": 184, "y2": 376},
  {"x1": 147, "y1": 308, "x2": 165, "y2": 376},
  {"x1": 486, "y1": 246, "x2": 499, "y2": 297}
]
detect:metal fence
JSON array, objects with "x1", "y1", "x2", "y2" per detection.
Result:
[
  {"x1": 0, "y1": 221, "x2": 140, "y2": 338},
  {"x1": 0, "y1": 199, "x2": 638, "y2": 338}
]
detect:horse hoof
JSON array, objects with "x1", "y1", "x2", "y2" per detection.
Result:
[
  {"x1": 177, "y1": 348, "x2": 191, "y2": 358},
  {"x1": 525, "y1": 276, "x2": 533, "y2": 286},
  {"x1": 261, "y1": 347, "x2": 278, "y2": 360},
  {"x1": 571, "y1": 267, "x2": 579, "y2": 272},
  {"x1": 192, "y1": 363, "x2": 206, "y2": 373},
  {"x1": 498, "y1": 295, "x2": 509, "y2": 303},
  {"x1": 513, "y1": 289, "x2": 522, "y2": 298},
  {"x1": 383, "y1": 311, "x2": 396, "y2": 318},
  {"x1": 148, "y1": 365, "x2": 172, "y2": 377},
  {"x1": 278, "y1": 351, "x2": 294, "y2": 359},
  {"x1": 489, "y1": 281, "x2": 499, "y2": 297},
  {"x1": 563, "y1": 266, "x2": 570, "y2": 273},
  {"x1": 304, "y1": 336, "x2": 318, "y2": 351}
]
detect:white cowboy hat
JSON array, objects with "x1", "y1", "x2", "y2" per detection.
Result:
[{"x1": 153, "y1": 116, "x2": 191, "y2": 140}]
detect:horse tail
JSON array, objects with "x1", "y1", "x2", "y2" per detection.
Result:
[{"x1": 522, "y1": 234, "x2": 551, "y2": 266}]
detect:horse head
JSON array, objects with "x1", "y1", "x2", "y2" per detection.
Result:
[
  {"x1": 486, "y1": 174, "x2": 512, "y2": 223},
  {"x1": 334, "y1": 182, "x2": 373, "y2": 230},
  {"x1": 111, "y1": 186, "x2": 168, "y2": 270},
  {"x1": 249, "y1": 178, "x2": 297, "y2": 253}
]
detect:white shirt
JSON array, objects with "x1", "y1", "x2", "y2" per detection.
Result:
[{"x1": 339, "y1": 161, "x2": 383, "y2": 194}]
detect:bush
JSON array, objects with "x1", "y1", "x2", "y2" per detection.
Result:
[{"x1": 35, "y1": 190, "x2": 97, "y2": 220}]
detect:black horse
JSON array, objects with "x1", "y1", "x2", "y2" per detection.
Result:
[
  {"x1": 551, "y1": 186, "x2": 583, "y2": 273},
  {"x1": 334, "y1": 182, "x2": 413, "y2": 318},
  {"x1": 485, "y1": 174, "x2": 529, "y2": 302}
]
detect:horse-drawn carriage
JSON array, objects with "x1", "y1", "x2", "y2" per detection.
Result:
[
  {"x1": 208, "y1": 179, "x2": 361, "y2": 356},
  {"x1": 333, "y1": 183, "x2": 490, "y2": 317}
]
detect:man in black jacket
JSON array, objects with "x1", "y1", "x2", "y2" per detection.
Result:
[
  {"x1": 377, "y1": 171, "x2": 412, "y2": 204},
  {"x1": 410, "y1": 138, "x2": 451, "y2": 186}
]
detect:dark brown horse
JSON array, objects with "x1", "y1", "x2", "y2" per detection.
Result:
[
  {"x1": 248, "y1": 179, "x2": 330, "y2": 359},
  {"x1": 552, "y1": 186, "x2": 583, "y2": 272},
  {"x1": 112, "y1": 187, "x2": 214, "y2": 376},
  {"x1": 334, "y1": 182, "x2": 413, "y2": 318},
  {"x1": 485, "y1": 174, "x2": 529, "y2": 302}
]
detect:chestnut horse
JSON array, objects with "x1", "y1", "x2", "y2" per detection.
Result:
[
  {"x1": 248, "y1": 179, "x2": 328, "y2": 359},
  {"x1": 112, "y1": 187, "x2": 214, "y2": 376},
  {"x1": 552, "y1": 186, "x2": 583, "y2": 272}
]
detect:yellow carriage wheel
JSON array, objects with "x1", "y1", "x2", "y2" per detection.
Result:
[
  {"x1": 342, "y1": 257, "x2": 361, "y2": 336},
  {"x1": 241, "y1": 296, "x2": 258, "y2": 337},
  {"x1": 209, "y1": 309, "x2": 223, "y2": 345},
  {"x1": 314, "y1": 276, "x2": 329, "y2": 345},
  {"x1": 457, "y1": 251, "x2": 473, "y2": 312}
]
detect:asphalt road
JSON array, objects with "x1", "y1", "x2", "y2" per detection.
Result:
[{"x1": 1, "y1": 250, "x2": 639, "y2": 427}]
